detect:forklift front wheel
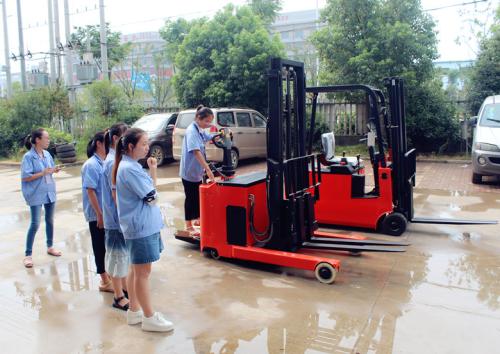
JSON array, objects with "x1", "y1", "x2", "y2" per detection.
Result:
[
  {"x1": 315, "y1": 262, "x2": 337, "y2": 284},
  {"x1": 381, "y1": 212, "x2": 407, "y2": 236}
]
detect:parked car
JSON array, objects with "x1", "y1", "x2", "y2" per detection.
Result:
[
  {"x1": 172, "y1": 108, "x2": 267, "y2": 168},
  {"x1": 471, "y1": 95, "x2": 500, "y2": 184},
  {"x1": 132, "y1": 112, "x2": 178, "y2": 166}
]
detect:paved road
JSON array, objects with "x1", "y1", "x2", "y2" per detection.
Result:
[{"x1": 0, "y1": 159, "x2": 499, "y2": 354}]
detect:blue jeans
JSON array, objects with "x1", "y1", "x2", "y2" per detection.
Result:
[{"x1": 25, "y1": 202, "x2": 55, "y2": 256}]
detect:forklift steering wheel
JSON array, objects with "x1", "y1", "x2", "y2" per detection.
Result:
[{"x1": 211, "y1": 133, "x2": 225, "y2": 148}]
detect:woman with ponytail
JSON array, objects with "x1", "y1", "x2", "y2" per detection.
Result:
[
  {"x1": 20, "y1": 128, "x2": 62, "y2": 268},
  {"x1": 101, "y1": 123, "x2": 130, "y2": 311},
  {"x1": 113, "y1": 128, "x2": 173, "y2": 332},
  {"x1": 81, "y1": 131, "x2": 112, "y2": 292},
  {"x1": 179, "y1": 105, "x2": 215, "y2": 236}
]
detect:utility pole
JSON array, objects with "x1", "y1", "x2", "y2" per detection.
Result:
[
  {"x1": 1, "y1": 0, "x2": 12, "y2": 98},
  {"x1": 315, "y1": 0, "x2": 320, "y2": 86},
  {"x1": 53, "y1": 0, "x2": 61, "y2": 83},
  {"x1": 63, "y1": 0, "x2": 72, "y2": 88},
  {"x1": 63, "y1": 0, "x2": 75, "y2": 105},
  {"x1": 99, "y1": 0, "x2": 108, "y2": 80},
  {"x1": 48, "y1": 0, "x2": 56, "y2": 84},
  {"x1": 15, "y1": 0, "x2": 26, "y2": 90}
]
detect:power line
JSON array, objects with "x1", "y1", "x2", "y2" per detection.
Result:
[
  {"x1": 424, "y1": 0, "x2": 488, "y2": 12},
  {"x1": 22, "y1": 3, "x2": 99, "y2": 30}
]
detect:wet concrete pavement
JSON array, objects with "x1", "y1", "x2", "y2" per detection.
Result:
[{"x1": 0, "y1": 160, "x2": 499, "y2": 354}]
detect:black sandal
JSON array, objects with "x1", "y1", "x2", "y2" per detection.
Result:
[
  {"x1": 112, "y1": 296, "x2": 129, "y2": 311},
  {"x1": 123, "y1": 290, "x2": 128, "y2": 299}
]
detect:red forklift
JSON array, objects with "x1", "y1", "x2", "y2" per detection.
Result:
[
  {"x1": 307, "y1": 78, "x2": 497, "y2": 236},
  {"x1": 175, "y1": 58, "x2": 408, "y2": 284}
]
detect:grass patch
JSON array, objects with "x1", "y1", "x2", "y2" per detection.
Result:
[{"x1": 335, "y1": 144, "x2": 367, "y2": 157}]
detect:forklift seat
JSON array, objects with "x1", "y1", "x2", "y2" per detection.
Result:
[
  {"x1": 320, "y1": 132, "x2": 361, "y2": 167},
  {"x1": 321, "y1": 132, "x2": 335, "y2": 160}
]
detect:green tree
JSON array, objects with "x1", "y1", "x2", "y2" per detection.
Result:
[
  {"x1": 83, "y1": 80, "x2": 125, "y2": 118},
  {"x1": 312, "y1": 0, "x2": 458, "y2": 152},
  {"x1": 159, "y1": 18, "x2": 202, "y2": 71},
  {"x1": 173, "y1": 5, "x2": 284, "y2": 113},
  {"x1": 247, "y1": 0, "x2": 282, "y2": 25},
  {"x1": 466, "y1": 4, "x2": 500, "y2": 114},
  {"x1": 0, "y1": 86, "x2": 73, "y2": 156},
  {"x1": 74, "y1": 80, "x2": 143, "y2": 156},
  {"x1": 70, "y1": 24, "x2": 130, "y2": 75}
]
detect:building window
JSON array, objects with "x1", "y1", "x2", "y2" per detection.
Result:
[{"x1": 295, "y1": 30, "x2": 304, "y2": 40}]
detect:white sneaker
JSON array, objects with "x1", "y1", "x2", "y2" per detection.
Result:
[
  {"x1": 127, "y1": 309, "x2": 143, "y2": 325},
  {"x1": 141, "y1": 312, "x2": 174, "y2": 332}
]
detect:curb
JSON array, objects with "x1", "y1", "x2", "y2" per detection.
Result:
[{"x1": 416, "y1": 159, "x2": 470, "y2": 164}]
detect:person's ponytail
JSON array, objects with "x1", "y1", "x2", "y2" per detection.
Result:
[
  {"x1": 86, "y1": 131, "x2": 106, "y2": 158},
  {"x1": 24, "y1": 128, "x2": 46, "y2": 150},
  {"x1": 112, "y1": 136, "x2": 124, "y2": 186},
  {"x1": 86, "y1": 139, "x2": 95, "y2": 158},
  {"x1": 105, "y1": 122, "x2": 128, "y2": 155},
  {"x1": 24, "y1": 134, "x2": 32, "y2": 150},
  {"x1": 103, "y1": 129, "x2": 111, "y2": 155}
]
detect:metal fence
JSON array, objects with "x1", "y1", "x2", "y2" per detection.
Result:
[{"x1": 307, "y1": 101, "x2": 368, "y2": 136}]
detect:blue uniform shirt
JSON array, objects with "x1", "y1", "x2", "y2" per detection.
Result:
[
  {"x1": 116, "y1": 155, "x2": 164, "y2": 240},
  {"x1": 101, "y1": 148, "x2": 120, "y2": 231},
  {"x1": 20, "y1": 148, "x2": 56, "y2": 206},
  {"x1": 81, "y1": 154, "x2": 104, "y2": 222},
  {"x1": 179, "y1": 122, "x2": 212, "y2": 182}
]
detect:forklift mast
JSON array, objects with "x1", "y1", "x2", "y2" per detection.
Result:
[
  {"x1": 384, "y1": 77, "x2": 416, "y2": 220},
  {"x1": 266, "y1": 58, "x2": 322, "y2": 252}
]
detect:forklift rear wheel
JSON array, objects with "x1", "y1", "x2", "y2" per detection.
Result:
[
  {"x1": 210, "y1": 249, "x2": 220, "y2": 260},
  {"x1": 315, "y1": 262, "x2": 337, "y2": 284},
  {"x1": 381, "y1": 212, "x2": 407, "y2": 236}
]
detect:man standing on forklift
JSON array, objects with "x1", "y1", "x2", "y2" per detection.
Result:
[{"x1": 179, "y1": 105, "x2": 216, "y2": 236}]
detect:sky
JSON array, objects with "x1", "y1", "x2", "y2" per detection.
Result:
[{"x1": 0, "y1": 0, "x2": 498, "y2": 74}]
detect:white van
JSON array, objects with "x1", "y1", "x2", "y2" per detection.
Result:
[
  {"x1": 172, "y1": 108, "x2": 267, "y2": 168},
  {"x1": 471, "y1": 95, "x2": 500, "y2": 184}
]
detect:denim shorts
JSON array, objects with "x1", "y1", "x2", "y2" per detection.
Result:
[
  {"x1": 125, "y1": 232, "x2": 164, "y2": 265},
  {"x1": 105, "y1": 229, "x2": 129, "y2": 278}
]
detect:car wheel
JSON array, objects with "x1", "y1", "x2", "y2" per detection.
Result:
[
  {"x1": 231, "y1": 149, "x2": 239, "y2": 169},
  {"x1": 472, "y1": 173, "x2": 482, "y2": 184},
  {"x1": 149, "y1": 145, "x2": 165, "y2": 166}
]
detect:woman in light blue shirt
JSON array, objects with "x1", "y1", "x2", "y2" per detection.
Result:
[
  {"x1": 81, "y1": 131, "x2": 112, "y2": 292},
  {"x1": 102, "y1": 123, "x2": 130, "y2": 311},
  {"x1": 179, "y1": 105, "x2": 215, "y2": 235},
  {"x1": 113, "y1": 127, "x2": 173, "y2": 332},
  {"x1": 21, "y1": 128, "x2": 61, "y2": 268}
]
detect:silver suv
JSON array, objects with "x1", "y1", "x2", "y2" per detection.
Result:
[
  {"x1": 172, "y1": 108, "x2": 267, "y2": 168},
  {"x1": 471, "y1": 95, "x2": 500, "y2": 184}
]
